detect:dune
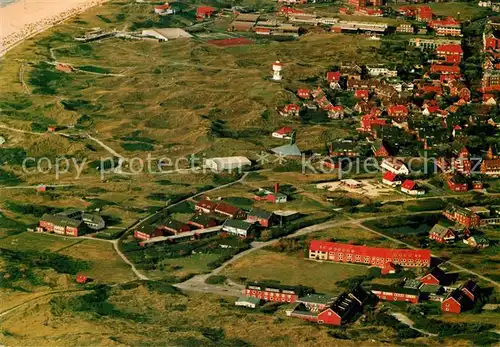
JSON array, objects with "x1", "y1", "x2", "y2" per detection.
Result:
[{"x1": 0, "y1": 0, "x2": 109, "y2": 56}]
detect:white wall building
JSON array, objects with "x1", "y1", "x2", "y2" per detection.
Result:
[{"x1": 204, "y1": 156, "x2": 251, "y2": 172}]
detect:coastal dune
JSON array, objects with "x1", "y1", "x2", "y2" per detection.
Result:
[{"x1": 0, "y1": 0, "x2": 108, "y2": 56}]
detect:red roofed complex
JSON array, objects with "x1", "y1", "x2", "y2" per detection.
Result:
[
  {"x1": 309, "y1": 240, "x2": 431, "y2": 268},
  {"x1": 430, "y1": 17, "x2": 461, "y2": 37}
]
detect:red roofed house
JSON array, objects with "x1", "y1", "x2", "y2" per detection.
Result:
[
  {"x1": 196, "y1": 6, "x2": 215, "y2": 20},
  {"x1": 272, "y1": 127, "x2": 294, "y2": 139},
  {"x1": 436, "y1": 44, "x2": 463, "y2": 63},
  {"x1": 214, "y1": 202, "x2": 246, "y2": 219},
  {"x1": 429, "y1": 223, "x2": 456, "y2": 244},
  {"x1": 452, "y1": 147, "x2": 472, "y2": 176},
  {"x1": 161, "y1": 219, "x2": 191, "y2": 235},
  {"x1": 381, "y1": 262, "x2": 398, "y2": 275},
  {"x1": 401, "y1": 179, "x2": 425, "y2": 195},
  {"x1": 279, "y1": 6, "x2": 305, "y2": 15},
  {"x1": 309, "y1": 240, "x2": 431, "y2": 268},
  {"x1": 327, "y1": 105, "x2": 344, "y2": 119},
  {"x1": 326, "y1": 71, "x2": 341, "y2": 89},
  {"x1": 447, "y1": 176, "x2": 468, "y2": 192},
  {"x1": 297, "y1": 88, "x2": 311, "y2": 99},
  {"x1": 280, "y1": 104, "x2": 300, "y2": 117},
  {"x1": 355, "y1": 7, "x2": 383, "y2": 16},
  {"x1": 154, "y1": 3, "x2": 171, "y2": 15},
  {"x1": 382, "y1": 171, "x2": 402, "y2": 187},
  {"x1": 417, "y1": 6, "x2": 432, "y2": 22},
  {"x1": 442, "y1": 204, "x2": 481, "y2": 228},
  {"x1": 195, "y1": 199, "x2": 217, "y2": 214},
  {"x1": 430, "y1": 17, "x2": 461, "y2": 37},
  {"x1": 387, "y1": 105, "x2": 408, "y2": 118},
  {"x1": 372, "y1": 140, "x2": 390, "y2": 158},
  {"x1": 76, "y1": 274, "x2": 89, "y2": 284},
  {"x1": 354, "y1": 89, "x2": 369, "y2": 100},
  {"x1": 430, "y1": 64, "x2": 460, "y2": 75},
  {"x1": 420, "y1": 267, "x2": 447, "y2": 285},
  {"x1": 359, "y1": 114, "x2": 386, "y2": 133},
  {"x1": 441, "y1": 290, "x2": 471, "y2": 313},
  {"x1": 483, "y1": 94, "x2": 496, "y2": 105}
]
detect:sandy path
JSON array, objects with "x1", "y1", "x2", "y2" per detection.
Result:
[{"x1": 0, "y1": 0, "x2": 109, "y2": 56}]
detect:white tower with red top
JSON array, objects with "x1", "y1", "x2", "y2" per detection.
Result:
[{"x1": 272, "y1": 61, "x2": 282, "y2": 81}]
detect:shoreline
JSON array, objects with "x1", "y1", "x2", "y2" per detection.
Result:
[{"x1": 0, "y1": 0, "x2": 109, "y2": 57}]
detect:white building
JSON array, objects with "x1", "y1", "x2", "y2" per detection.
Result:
[
  {"x1": 366, "y1": 65, "x2": 398, "y2": 78},
  {"x1": 381, "y1": 157, "x2": 409, "y2": 175},
  {"x1": 272, "y1": 61, "x2": 282, "y2": 81},
  {"x1": 204, "y1": 156, "x2": 251, "y2": 172},
  {"x1": 141, "y1": 28, "x2": 192, "y2": 41},
  {"x1": 235, "y1": 296, "x2": 260, "y2": 309}
]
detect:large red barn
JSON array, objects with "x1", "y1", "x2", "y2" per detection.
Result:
[{"x1": 308, "y1": 240, "x2": 431, "y2": 268}]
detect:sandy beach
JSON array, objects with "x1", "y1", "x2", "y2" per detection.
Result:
[{"x1": 0, "y1": 0, "x2": 108, "y2": 56}]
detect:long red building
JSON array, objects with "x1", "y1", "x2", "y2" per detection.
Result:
[{"x1": 309, "y1": 240, "x2": 431, "y2": 268}]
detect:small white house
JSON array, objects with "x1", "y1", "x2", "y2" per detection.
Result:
[
  {"x1": 366, "y1": 65, "x2": 397, "y2": 78},
  {"x1": 204, "y1": 156, "x2": 251, "y2": 172},
  {"x1": 381, "y1": 157, "x2": 409, "y2": 175},
  {"x1": 222, "y1": 219, "x2": 254, "y2": 238}
]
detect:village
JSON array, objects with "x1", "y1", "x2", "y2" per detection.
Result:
[{"x1": 0, "y1": 0, "x2": 499, "y2": 345}]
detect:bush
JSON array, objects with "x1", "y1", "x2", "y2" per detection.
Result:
[
  {"x1": 0, "y1": 148, "x2": 27, "y2": 166},
  {"x1": 121, "y1": 142, "x2": 154, "y2": 151},
  {"x1": 29, "y1": 62, "x2": 71, "y2": 95}
]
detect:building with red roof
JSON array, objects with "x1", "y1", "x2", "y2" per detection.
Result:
[
  {"x1": 355, "y1": 7, "x2": 383, "y2": 16},
  {"x1": 272, "y1": 127, "x2": 294, "y2": 139},
  {"x1": 308, "y1": 240, "x2": 431, "y2": 268},
  {"x1": 430, "y1": 17, "x2": 461, "y2": 37},
  {"x1": 382, "y1": 171, "x2": 401, "y2": 187},
  {"x1": 354, "y1": 89, "x2": 369, "y2": 100},
  {"x1": 297, "y1": 88, "x2": 311, "y2": 99},
  {"x1": 359, "y1": 114, "x2": 386, "y2": 133},
  {"x1": 430, "y1": 64, "x2": 460, "y2": 75},
  {"x1": 387, "y1": 105, "x2": 409, "y2": 119},
  {"x1": 436, "y1": 44, "x2": 463, "y2": 63},
  {"x1": 441, "y1": 289, "x2": 473, "y2": 314},
  {"x1": 196, "y1": 6, "x2": 215, "y2": 20},
  {"x1": 420, "y1": 267, "x2": 447, "y2": 285},
  {"x1": 401, "y1": 179, "x2": 425, "y2": 195},
  {"x1": 195, "y1": 199, "x2": 217, "y2": 214},
  {"x1": 214, "y1": 202, "x2": 246, "y2": 219},
  {"x1": 280, "y1": 104, "x2": 301, "y2": 117},
  {"x1": 416, "y1": 6, "x2": 432, "y2": 22},
  {"x1": 279, "y1": 6, "x2": 305, "y2": 15}
]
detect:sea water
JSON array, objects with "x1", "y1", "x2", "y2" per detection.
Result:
[{"x1": 0, "y1": 0, "x2": 17, "y2": 7}]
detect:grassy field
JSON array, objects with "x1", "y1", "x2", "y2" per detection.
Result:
[{"x1": 220, "y1": 249, "x2": 369, "y2": 294}]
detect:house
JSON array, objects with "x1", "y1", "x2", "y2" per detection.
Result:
[
  {"x1": 244, "y1": 282, "x2": 308, "y2": 303},
  {"x1": 452, "y1": 147, "x2": 472, "y2": 176},
  {"x1": 396, "y1": 23, "x2": 414, "y2": 33},
  {"x1": 272, "y1": 127, "x2": 294, "y2": 139},
  {"x1": 196, "y1": 6, "x2": 215, "y2": 20},
  {"x1": 289, "y1": 286, "x2": 368, "y2": 326},
  {"x1": 247, "y1": 208, "x2": 274, "y2": 227},
  {"x1": 430, "y1": 17, "x2": 461, "y2": 37},
  {"x1": 436, "y1": 44, "x2": 463, "y2": 63},
  {"x1": 483, "y1": 94, "x2": 496, "y2": 105},
  {"x1": 372, "y1": 140, "x2": 390, "y2": 158},
  {"x1": 297, "y1": 88, "x2": 311, "y2": 99},
  {"x1": 329, "y1": 140, "x2": 359, "y2": 157},
  {"x1": 441, "y1": 289, "x2": 473, "y2": 314},
  {"x1": 447, "y1": 176, "x2": 468, "y2": 192},
  {"x1": 416, "y1": 6, "x2": 432, "y2": 22},
  {"x1": 254, "y1": 183, "x2": 287, "y2": 203},
  {"x1": 387, "y1": 105, "x2": 409, "y2": 120},
  {"x1": 326, "y1": 71, "x2": 341, "y2": 89},
  {"x1": 235, "y1": 296, "x2": 261, "y2": 309},
  {"x1": 215, "y1": 202, "x2": 247, "y2": 219},
  {"x1": 36, "y1": 185, "x2": 47, "y2": 192},
  {"x1": 360, "y1": 114, "x2": 387, "y2": 133},
  {"x1": 442, "y1": 204, "x2": 481, "y2": 228},
  {"x1": 354, "y1": 89, "x2": 369, "y2": 100},
  {"x1": 366, "y1": 65, "x2": 397, "y2": 78},
  {"x1": 460, "y1": 280, "x2": 479, "y2": 301},
  {"x1": 354, "y1": 8, "x2": 383, "y2": 17},
  {"x1": 401, "y1": 179, "x2": 425, "y2": 196},
  {"x1": 133, "y1": 225, "x2": 164, "y2": 240},
  {"x1": 430, "y1": 64, "x2": 460, "y2": 76},
  {"x1": 222, "y1": 219, "x2": 254, "y2": 238},
  {"x1": 76, "y1": 274, "x2": 89, "y2": 284},
  {"x1": 480, "y1": 159, "x2": 500, "y2": 176},
  {"x1": 381, "y1": 157, "x2": 409, "y2": 175},
  {"x1": 55, "y1": 63, "x2": 73, "y2": 73},
  {"x1": 463, "y1": 236, "x2": 490, "y2": 249},
  {"x1": 280, "y1": 104, "x2": 300, "y2": 117},
  {"x1": 204, "y1": 156, "x2": 251, "y2": 172},
  {"x1": 340, "y1": 179, "x2": 363, "y2": 189},
  {"x1": 195, "y1": 199, "x2": 217, "y2": 214},
  {"x1": 340, "y1": 63, "x2": 362, "y2": 80},
  {"x1": 370, "y1": 284, "x2": 420, "y2": 304},
  {"x1": 309, "y1": 240, "x2": 431, "y2": 268},
  {"x1": 327, "y1": 105, "x2": 344, "y2": 119},
  {"x1": 382, "y1": 171, "x2": 402, "y2": 187},
  {"x1": 420, "y1": 267, "x2": 447, "y2": 285},
  {"x1": 188, "y1": 214, "x2": 218, "y2": 229},
  {"x1": 296, "y1": 294, "x2": 335, "y2": 312},
  {"x1": 428, "y1": 223, "x2": 456, "y2": 243},
  {"x1": 39, "y1": 214, "x2": 83, "y2": 237}
]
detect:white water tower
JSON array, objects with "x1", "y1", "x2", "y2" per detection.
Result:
[{"x1": 272, "y1": 61, "x2": 282, "y2": 81}]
